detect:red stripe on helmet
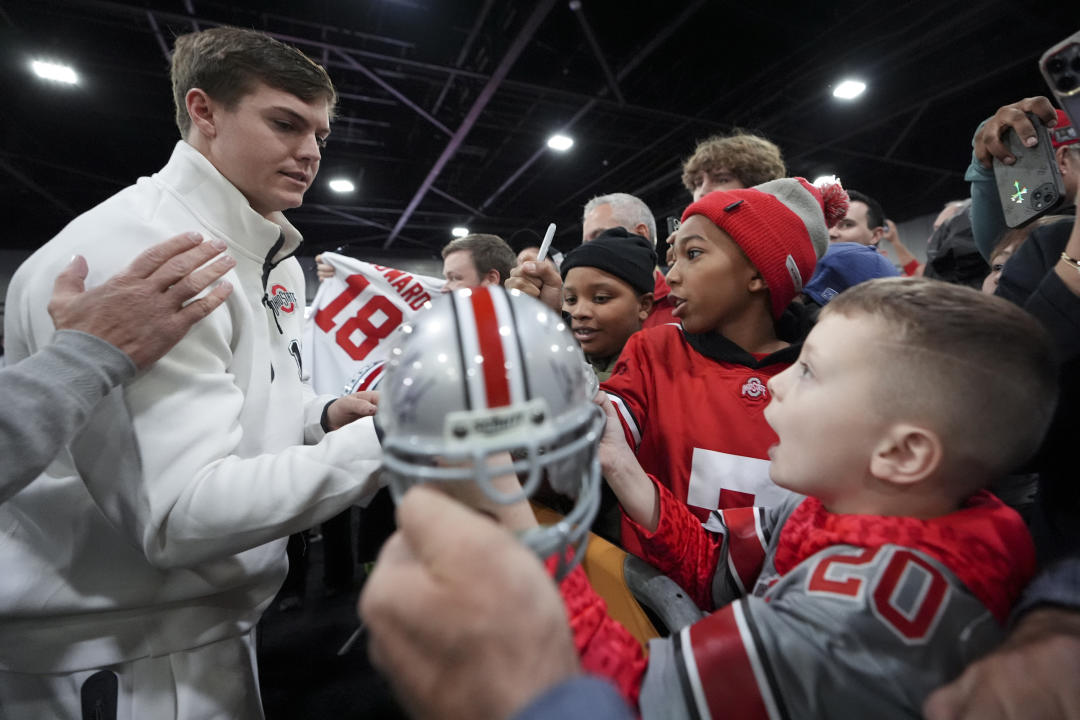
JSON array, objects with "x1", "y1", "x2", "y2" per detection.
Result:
[{"x1": 470, "y1": 289, "x2": 511, "y2": 407}]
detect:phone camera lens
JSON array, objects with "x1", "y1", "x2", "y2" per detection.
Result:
[
  {"x1": 1071, "y1": 56, "x2": 1080, "y2": 73},
  {"x1": 1049, "y1": 57, "x2": 1067, "y2": 73},
  {"x1": 1059, "y1": 74, "x2": 1078, "y2": 92}
]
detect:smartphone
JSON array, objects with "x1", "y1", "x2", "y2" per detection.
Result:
[
  {"x1": 992, "y1": 114, "x2": 1066, "y2": 228},
  {"x1": 1040, "y1": 30, "x2": 1080, "y2": 132},
  {"x1": 665, "y1": 216, "x2": 680, "y2": 237}
]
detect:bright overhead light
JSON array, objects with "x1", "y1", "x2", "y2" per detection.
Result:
[
  {"x1": 833, "y1": 79, "x2": 866, "y2": 100},
  {"x1": 31, "y1": 60, "x2": 78, "y2": 85},
  {"x1": 328, "y1": 178, "x2": 355, "y2": 193},
  {"x1": 451, "y1": 226, "x2": 469, "y2": 237},
  {"x1": 546, "y1": 134, "x2": 574, "y2": 152},
  {"x1": 813, "y1": 174, "x2": 841, "y2": 187}
]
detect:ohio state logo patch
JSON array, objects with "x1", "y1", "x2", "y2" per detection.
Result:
[
  {"x1": 269, "y1": 284, "x2": 297, "y2": 314},
  {"x1": 741, "y1": 376, "x2": 768, "y2": 402}
]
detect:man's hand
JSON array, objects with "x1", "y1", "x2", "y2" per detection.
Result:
[
  {"x1": 315, "y1": 253, "x2": 335, "y2": 281},
  {"x1": 923, "y1": 606, "x2": 1080, "y2": 719},
  {"x1": 975, "y1": 96, "x2": 1059, "y2": 169},
  {"x1": 48, "y1": 232, "x2": 234, "y2": 370},
  {"x1": 324, "y1": 390, "x2": 379, "y2": 431},
  {"x1": 506, "y1": 260, "x2": 563, "y2": 312},
  {"x1": 359, "y1": 486, "x2": 580, "y2": 720}
]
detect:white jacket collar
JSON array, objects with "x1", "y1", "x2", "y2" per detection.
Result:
[{"x1": 155, "y1": 141, "x2": 304, "y2": 264}]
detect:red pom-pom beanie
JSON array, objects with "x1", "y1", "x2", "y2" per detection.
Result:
[{"x1": 681, "y1": 177, "x2": 849, "y2": 319}]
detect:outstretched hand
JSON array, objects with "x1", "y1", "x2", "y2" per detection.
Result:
[{"x1": 48, "y1": 232, "x2": 234, "y2": 370}]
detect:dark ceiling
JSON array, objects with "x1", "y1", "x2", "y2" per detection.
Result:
[{"x1": 0, "y1": 0, "x2": 1075, "y2": 260}]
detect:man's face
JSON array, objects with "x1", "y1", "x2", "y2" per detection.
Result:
[
  {"x1": 828, "y1": 201, "x2": 882, "y2": 246},
  {"x1": 665, "y1": 214, "x2": 760, "y2": 335},
  {"x1": 689, "y1": 166, "x2": 744, "y2": 203},
  {"x1": 582, "y1": 203, "x2": 618, "y2": 243},
  {"x1": 205, "y1": 83, "x2": 330, "y2": 219},
  {"x1": 581, "y1": 203, "x2": 651, "y2": 243},
  {"x1": 441, "y1": 250, "x2": 482, "y2": 293},
  {"x1": 763, "y1": 312, "x2": 891, "y2": 510}
]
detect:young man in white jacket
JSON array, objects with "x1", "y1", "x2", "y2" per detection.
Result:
[{"x1": 0, "y1": 27, "x2": 382, "y2": 718}]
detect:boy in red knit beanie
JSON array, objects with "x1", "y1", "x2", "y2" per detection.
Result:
[{"x1": 602, "y1": 177, "x2": 847, "y2": 553}]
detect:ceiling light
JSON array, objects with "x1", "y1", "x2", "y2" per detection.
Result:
[
  {"x1": 451, "y1": 226, "x2": 469, "y2": 237},
  {"x1": 328, "y1": 178, "x2": 355, "y2": 193},
  {"x1": 813, "y1": 174, "x2": 841, "y2": 187},
  {"x1": 833, "y1": 79, "x2": 866, "y2": 100},
  {"x1": 31, "y1": 60, "x2": 78, "y2": 85},
  {"x1": 546, "y1": 134, "x2": 574, "y2": 152}
]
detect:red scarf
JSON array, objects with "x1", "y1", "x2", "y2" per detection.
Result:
[{"x1": 772, "y1": 491, "x2": 1035, "y2": 624}]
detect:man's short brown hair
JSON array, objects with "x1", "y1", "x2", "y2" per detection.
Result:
[
  {"x1": 681, "y1": 131, "x2": 786, "y2": 192},
  {"x1": 441, "y1": 234, "x2": 516, "y2": 285},
  {"x1": 823, "y1": 277, "x2": 1058, "y2": 481},
  {"x1": 171, "y1": 26, "x2": 336, "y2": 137}
]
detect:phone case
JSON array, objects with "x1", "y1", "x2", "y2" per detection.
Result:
[
  {"x1": 1040, "y1": 30, "x2": 1080, "y2": 132},
  {"x1": 992, "y1": 115, "x2": 1066, "y2": 228}
]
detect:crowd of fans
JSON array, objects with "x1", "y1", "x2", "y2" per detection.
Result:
[{"x1": 2, "y1": 23, "x2": 1079, "y2": 720}]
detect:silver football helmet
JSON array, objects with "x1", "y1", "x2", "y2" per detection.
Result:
[{"x1": 376, "y1": 286, "x2": 603, "y2": 575}]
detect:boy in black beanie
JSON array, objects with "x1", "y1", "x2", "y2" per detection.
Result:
[{"x1": 560, "y1": 228, "x2": 656, "y2": 382}]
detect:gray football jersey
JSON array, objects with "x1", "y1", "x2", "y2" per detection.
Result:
[{"x1": 639, "y1": 497, "x2": 1004, "y2": 720}]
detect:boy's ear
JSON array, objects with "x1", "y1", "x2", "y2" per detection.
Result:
[
  {"x1": 869, "y1": 423, "x2": 943, "y2": 487},
  {"x1": 748, "y1": 271, "x2": 768, "y2": 293},
  {"x1": 636, "y1": 292, "x2": 654, "y2": 322},
  {"x1": 481, "y1": 268, "x2": 502, "y2": 287},
  {"x1": 186, "y1": 88, "x2": 218, "y2": 141}
]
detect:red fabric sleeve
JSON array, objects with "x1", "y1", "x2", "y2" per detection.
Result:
[
  {"x1": 622, "y1": 477, "x2": 726, "y2": 610},
  {"x1": 600, "y1": 332, "x2": 652, "y2": 449},
  {"x1": 549, "y1": 558, "x2": 647, "y2": 708}
]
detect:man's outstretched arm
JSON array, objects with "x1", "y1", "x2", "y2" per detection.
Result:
[{"x1": 0, "y1": 232, "x2": 233, "y2": 502}]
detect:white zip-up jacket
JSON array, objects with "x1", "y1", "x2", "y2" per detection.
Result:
[{"x1": 0, "y1": 141, "x2": 382, "y2": 672}]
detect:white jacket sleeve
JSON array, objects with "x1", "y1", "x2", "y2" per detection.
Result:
[{"x1": 68, "y1": 292, "x2": 383, "y2": 569}]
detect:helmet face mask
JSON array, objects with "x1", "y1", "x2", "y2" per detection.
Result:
[{"x1": 376, "y1": 286, "x2": 603, "y2": 575}]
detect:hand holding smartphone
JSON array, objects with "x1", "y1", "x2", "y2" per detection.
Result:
[{"x1": 992, "y1": 113, "x2": 1067, "y2": 228}]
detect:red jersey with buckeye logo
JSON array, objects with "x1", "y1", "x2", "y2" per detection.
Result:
[{"x1": 601, "y1": 323, "x2": 802, "y2": 557}]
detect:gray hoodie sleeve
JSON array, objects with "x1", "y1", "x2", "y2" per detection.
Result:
[{"x1": 0, "y1": 329, "x2": 135, "y2": 503}]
